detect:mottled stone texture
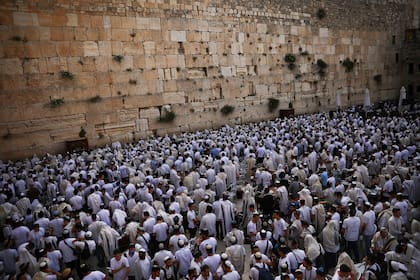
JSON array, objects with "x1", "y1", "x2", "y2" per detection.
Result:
[{"x1": 0, "y1": 0, "x2": 417, "y2": 159}]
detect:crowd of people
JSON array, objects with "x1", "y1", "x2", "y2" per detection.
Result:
[{"x1": 0, "y1": 102, "x2": 419, "y2": 280}]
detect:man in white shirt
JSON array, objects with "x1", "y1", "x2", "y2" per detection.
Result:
[
  {"x1": 58, "y1": 229, "x2": 79, "y2": 269},
  {"x1": 152, "y1": 215, "x2": 168, "y2": 244},
  {"x1": 187, "y1": 202, "x2": 198, "y2": 238},
  {"x1": 80, "y1": 263, "x2": 107, "y2": 280},
  {"x1": 342, "y1": 208, "x2": 361, "y2": 262},
  {"x1": 249, "y1": 252, "x2": 270, "y2": 280},
  {"x1": 388, "y1": 207, "x2": 404, "y2": 239},
  {"x1": 110, "y1": 249, "x2": 130, "y2": 280},
  {"x1": 360, "y1": 202, "x2": 376, "y2": 256},
  {"x1": 200, "y1": 205, "x2": 217, "y2": 237}
]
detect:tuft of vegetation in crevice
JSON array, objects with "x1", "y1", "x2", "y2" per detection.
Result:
[
  {"x1": 220, "y1": 105, "x2": 235, "y2": 115},
  {"x1": 2, "y1": 129, "x2": 12, "y2": 140},
  {"x1": 60, "y1": 71, "x2": 74, "y2": 80},
  {"x1": 268, "y1": 98, "x2": 280, "y2": 113},
  {"x1": 48, "y1": 97, "x2": 65, "y2": 108},
  {"x1": 317, "y1": 8, "x2": 326, "y2": 19},
  {"x1": 113, "y1": 55, "x2": 124, "y2": 63},
  {"x1": 79, "y1": 127, "x2": 86, "y2": 138},
  {"x1": 284, "y1": 54, "x2": 296, "y2": 63},
  {"x1": 316, "y1": 59, "x2": 328, "y2": 77},
  {"x1": 10, "y1": 36, "x2": 28, "y2": 43},
  {"x1": 342, "y1": 58, "x2": 354, "y2": 72},
  {"x1": 158, "y1": 111, "x2": 176, "y2": 123},
  {"x1": 374, "y1": 74, "x2": 382, "y2": 83},
  {"x1": 89, "y1": 95, "x2": 102, "y2": 103}
]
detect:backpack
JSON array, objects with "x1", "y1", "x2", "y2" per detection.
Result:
[
  {"x1": 254, "y1": 265, "x2": 274, "y2": 280},
  {"x1": 80, "y1": 241, "x2": 91, "y2": 259}
]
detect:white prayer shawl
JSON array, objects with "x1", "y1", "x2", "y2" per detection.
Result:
[
  {"x1": 277, "y1": 186, "x2": 289, "y2": 215},
  {"x1": 125, "y1": 221, "x2": 141, "y2": 243},
  {"x1": 98, "y1": 226, "x2": 120, "y2": 262},
  {"x1": 134, "y1": 256, "x2": 152, "y2": 280},
  {"x1": 226, "y1": 244, "x2": 246, "y2": 275},
  {"x1": 16, "y1": 243, "x2": 38, "y2": 276},
  {"x1": 225, "y1": 163, "x2": 237, "y2": 187},
  {"x1": 221, "y1": 200, "x2": 235, "y2": 235},
  {"x1": 336, "y1": 252, "x2": 356, "y2": 273},
  {"x1": 304, "y1": 234, "x2": 324, "y2": 262},
  {"x1": 312, "y1": 204, "x2": 326, "y2": 233},
  {"x1": 321, "y1": 220, "x2": 340, "y2": 253},
  {"x1": 298, "y1": 188, "x2": 313, "y2": 207},
  {"x1": 112, "y1": 209, "x2": 127, "y2": 230}
]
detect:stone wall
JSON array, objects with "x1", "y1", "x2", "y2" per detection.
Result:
[{"x1": 0, "y1": 0, "x2": 416, "y2": 159}]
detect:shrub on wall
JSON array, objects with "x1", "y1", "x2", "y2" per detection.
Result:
[
  {"x1": 159, "y1": 111, "x2": 176, "y2": 123},
  {"x1": 60, "y1": 71, "x2": 74, "y2": 80},
  {"x1": 79, "y1": 127, "x2": 86, "y2": 138},
  {"x1": 220, "y1": 105, "x2": 235, "y2": 115},
  {"x1": 113, "y1": 55, "x2": 124, "y2": 63},
  {"x1": 317, "y1": 8, "x2": 326, "y2": 19},
  {"x1": 342, "y1": 58, "x2": 354, "y2": 72},
  {"x1": 374, "y1": 74, "x2": 382, "y2": 83},
  {"x1": 268, "y1": 98, "x2": 280, "y2": 113},
  {"x1": 316, "y1": 59, "x2": 328, "y2": 69},
  {"x1": 284, "y1": 54, "x2": 296, "y2": 63},
  {"x1": 89, "y1": 95, "x2": 102, "y2": 103},
  {"x1": 48, "y1": 98, "x2": 65, "y2": 108}
]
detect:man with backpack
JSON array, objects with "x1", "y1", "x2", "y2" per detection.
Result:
[{"x1": 250, "y1": 252, "x2": 274, "y2": 280}]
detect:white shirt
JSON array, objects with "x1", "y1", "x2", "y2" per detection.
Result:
[
  {"x1": 203, "y1": 254, "x2": 221, "y2": 273},
  {"x1": 362, "y1": 210, "x2": 376, "y2": 236},
  {"x1": 83, "y1": 271, "x2": 106, "y2": 280},
  {"x1": 152, "y1": 222, "x2": 168, "y2": 242},
  {"x1": 187, "y1": 209, "x2": 197, "y2": 229},
  {"x1": 342, "y1": 216, "x2": 361, "y2": 241},
  {"x1": 110, "y1": 256, "x2": 130, "y2": 280},
  {"x1": 200, "y1": 213, "x2": 216, "y2": 236},
  {"x1": 47, "y1": 250, "x2": 62, "y2": 272},
  {"x1": 58, "y1": 237, "x2": 79, "y2": 263}
]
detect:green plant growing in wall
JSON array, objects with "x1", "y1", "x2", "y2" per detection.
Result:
[
  {"x1": 60, "y1": 71, "x2": 74, "y2": 80},
  {"x1": 316, "y1": 59, "x2": 328, "y2": 69},
  {"x1": 220, "y1": 105, "x2": 234, "y2": 115},
  {"x1": 113, "y1": 55, "x2": 124, "y2": 63},
  {"x1": 284, "y1": 54, "x2": 296, "y2": 63},
  {"x1": 300, "y1": 51, "x2": 309, "y2": 56},
  {"x1": 2, "y1": 129, "x2": 11, "y2": 140},
  {"x1": 288, "y1": 63, "x2": 296, "y2": 70},
  {"x1": 79, "y1": 127, "x2": 86, "y2": 138},
  {"x1": 268, "y1": 98, "x2": 280, "y2": 113},
  {"x1": 342, "y1": 58, "x2": 354, "y2": 72},
  {"x1": 49, "y1": 97, "x2": 65, "y2": 108},
  {"x1": 317, "y1": 8, "x2": 326, "y2": 19},
  {"x1": 10, "y1": 36, "x2": 28, "y2": 42},
  {"x1": 89, "y1": 95, "x2": 102, "y2": 103},
  {"x1": 159, "y1": 111, "x2": 176, "y2": 123},
  {"x1": 315, "y1": 59, "x2": 328, "y2": 77},
  {"x1": 374, "y1": 74, "x2": 382, "y2": 83}
]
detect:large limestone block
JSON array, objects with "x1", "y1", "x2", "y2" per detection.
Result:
[
  {"x1": 255, "y1": 84, "x2": 269, "y2": 96},
  {"x1": 257, "y1": 23, "x2": 267, "y2": 34},
  {"x1": 162, "y1": 90, "x2": 185, "y2": 104},
  {"x1": 136, "y1": 118, "x2": 149, "y2": 132},
  {"x1": 136, "y1": 17, "x2": 161, "y2": 30},
  {"x1": 221, "y1": 66, "x2": 233, "y2": 77},
  {"x1": 83, "y1": 41, "x2": 99, "y2": 57},
  {"x1": 0, "y1": 58, "x2": 23, "y2": 75},
  {"x1": 319, "y1": 28, "x2": 329, "y2": 38},
  {"x1": 170, "y1": 31, "x2": 186, "y2": 42},
  {"x1": 143, "y1": 41, "x2": 156, "y2": 55},
  {"x1": 66, "y1": 14, "x2": 78, "y2": 26},
  {"x1": 139, "y1": 107, "x2": 160, "y2": 118},
  {"x1": 13, "y1": 12, "x2": 39, "y2": 26}
]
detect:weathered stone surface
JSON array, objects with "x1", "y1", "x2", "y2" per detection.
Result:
[{"x1": 0, "y1": 0, "x2": 416, "y2": 159}]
